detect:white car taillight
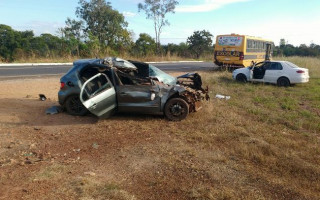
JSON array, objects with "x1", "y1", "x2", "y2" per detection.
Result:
[{"x1": 296, "y1": 70, "x2": 305, "y2": 74}]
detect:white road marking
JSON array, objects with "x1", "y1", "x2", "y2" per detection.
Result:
[
  {"x1": 0, "y1": 63, "x2": 73, "y2": 67},
  {"x1": 0, "y1": 73, "x2": 65, "y2": 78},
  {"x1": 0, "y1": 66, "x2": 71, "y2": 70}
]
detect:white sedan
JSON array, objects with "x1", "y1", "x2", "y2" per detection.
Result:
[{"x1": 232, "y1": 61, "x2": 309, "y2": 86}]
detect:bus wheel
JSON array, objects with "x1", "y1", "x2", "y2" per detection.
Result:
[{"x1": 236, "y1": 74, "x2": 247, "y2": 83}]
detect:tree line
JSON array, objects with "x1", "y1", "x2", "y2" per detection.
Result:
[
  {"x1": 0, "y1": 0, "x2": 214, "y2": 62},
  {"x1": 1, "y1": 0, "x2": 319, "y2": 62},
  {"x1": 273, "y1": 39, "x2": 320, "y2": 57},
  {"x1": 0, "y1": 23, "x2": 213, "y2": 62}
]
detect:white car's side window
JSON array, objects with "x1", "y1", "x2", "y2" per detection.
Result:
[{"x1": 268, "y1": 63, "x2": 283, "y2": 70}]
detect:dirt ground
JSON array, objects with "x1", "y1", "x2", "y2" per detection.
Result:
[{"x1": 0, "y1": 76, "x2": 213, "y2": 200}]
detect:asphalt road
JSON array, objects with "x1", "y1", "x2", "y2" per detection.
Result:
[{"x1": 0, "y1": 62, "x2": 217, "y2": 79}]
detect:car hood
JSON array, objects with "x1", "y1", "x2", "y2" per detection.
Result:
[{"x1": 234, "y1": 67, "x2": 250, "y2": 73}]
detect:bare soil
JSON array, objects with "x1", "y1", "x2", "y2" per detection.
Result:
[{"x1": 0, "y1": 76, "x2": 210, "y2": 200}]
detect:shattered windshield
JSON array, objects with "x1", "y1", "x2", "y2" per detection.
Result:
[{"x1": 149, "y1": 65, "x2": 177, "y2": 85}]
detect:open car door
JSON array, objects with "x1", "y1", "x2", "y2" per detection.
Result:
[
  {"x1": 80, "y1": 73, "x2": 117, "y2": 118},
  {"x1": 249, "y1": 64, "x2": 255, "y2": 80}
]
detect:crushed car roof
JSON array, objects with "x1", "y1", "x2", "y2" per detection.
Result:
[{"x1": 73, "y1": 57, "x2": 137, "y2": 70}]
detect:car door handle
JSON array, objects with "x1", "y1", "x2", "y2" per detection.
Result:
[
  {"x1": 91, "y1": 103, "x2": 97, "y2": 110},
  {"x1": 120, "y1": 92, "x2": 128, "y2": 96}
]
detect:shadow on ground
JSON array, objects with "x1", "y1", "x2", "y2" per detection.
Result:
[{"x1": 0, "y1": 98, "x2": 168, "y2": 128}]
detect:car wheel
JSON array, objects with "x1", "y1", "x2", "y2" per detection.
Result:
[
  {"x1": 277, "y1": 77, "x2": 290, "y2": 87},
  {"x1": 164, "y1": 98, "x2": 189, "y2": 121},
  {"x1": 65, "y1": 95, "x2": 88, "y2": 116},
  {"x1": 236, "y1": 74, "x2": 247, "y2": 83}
]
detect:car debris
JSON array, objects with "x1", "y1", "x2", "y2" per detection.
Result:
[
  {"x1": 39, "y1": 94, "x2": 47, "y2": 101},
  {"x1": 45, "y1": 106, "x2": 63, "y2": 115},
  {"x1": 58, "y1": 57, "x2": 210, "y2": 121},
  {"x1": 215, "y1": 94, "x2": 231, "y2": 100},
  {"x1": 92, "y1": 143, "x2": 99, "y2": 149}
]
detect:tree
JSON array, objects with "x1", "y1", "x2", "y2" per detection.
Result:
[
  {"x1": 113, "y1": 30, "x2": 134, "y2": 55},
  {"x1": 62, "y1": 18, "x2": 84, "y2": 56},
  {"x1": 19, "y1": 30, "x2": 34, "y2": 51},
  {"x1": 86, "y1": 32, "x2": 100, "y2": 57},
  {"x1": 0, "y1": 24, "x2": 19, "y2": 61},
  {"x1": 64, "y1": 18, "x2": 84, "y2": 40},
  {"x1": 280, "y1": 38, "x2": 286, "y2": 48},
  {"x1": 76, "y1": 0, "x2": 129, "y2": 48},
  {"x1": 187, "y1": 30, "x2": 213, "y2": 59},
  {"x1": 138, "y1": 0, "x2": 179, "y2": 53},
  {"x1": 176, "y1": 42, "x2": 191, "y2": 57},
  {"x1": 135, "y1": 33, "x2": 156, "y2": 56},
  {"x1": 30, "y1": 36, "x2": 50, "y2": 57}
]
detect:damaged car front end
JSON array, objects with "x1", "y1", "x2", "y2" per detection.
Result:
[
  {"x1": 59, "y1": 57, "x2": 209, "y2": 121},
  {"x1": 176, "y1": 73, "x2": 210, "y2": 112}
]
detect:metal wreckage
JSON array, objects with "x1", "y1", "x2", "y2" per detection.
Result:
[{"x1": 58, "y1": 57, "x2": 209, "y2": 121}]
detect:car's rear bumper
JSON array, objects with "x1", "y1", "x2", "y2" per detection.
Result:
[
  {"x1": 291, "y1": 75, "x2": 310, "y2": 83},
  {"x1": 58, "y1": 90, "x2": 67, "y2": 105}
]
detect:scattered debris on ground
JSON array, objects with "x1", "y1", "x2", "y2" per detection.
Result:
[
  {"x1": 215, "y1": 94, "x2": 231, "y2": 100},
  {"x1": 45, "y1": 105, "x2": 63, "y2": 115},
  {"x1": 39, "y1": 94, "x2": 47, "y2": 101}
]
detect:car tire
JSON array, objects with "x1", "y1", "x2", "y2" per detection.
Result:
[
  {"x1": 164, "y1": 98, "x2": 189, "y2": 121},
  {"x1": 277, "y1": 77, "x2": 290, "y2": 87},
  {"x1": 236, "y1": 74, "x2": 247, "y2": 83},
  {"x1": 65, "y1": 95, "x2": 88, "y2": 116}
]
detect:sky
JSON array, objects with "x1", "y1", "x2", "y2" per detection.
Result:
[{"x1": 0, "y1": 0, "x2": 320, "y2": 46}]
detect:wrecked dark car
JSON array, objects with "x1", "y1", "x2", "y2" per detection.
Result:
[{"x1": 58, "y1": 57, "x2": 209, "y2": 121}]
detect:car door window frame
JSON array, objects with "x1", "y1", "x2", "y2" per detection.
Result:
[{"x1": 80, "y1": 73, "x2": 113, "y2": 103}]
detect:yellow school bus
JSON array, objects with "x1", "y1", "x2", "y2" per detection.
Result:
[{"x1": 214, "y1": 34, "x2": 274, "y2": 67}]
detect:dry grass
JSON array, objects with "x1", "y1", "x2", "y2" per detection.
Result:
[
  {"x1": 178, "y1": 56, "x2": 320, "y2": 199},
  {"x1": 154, "y1": 56, "x2": 320, "y2": 198}
]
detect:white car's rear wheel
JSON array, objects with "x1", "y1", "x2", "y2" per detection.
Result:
[{"x1": 277, "y1": 77, "x2": 290, "y2": 87}]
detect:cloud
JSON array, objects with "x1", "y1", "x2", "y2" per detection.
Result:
[
  {"x1": 239, "y1": 19, "x2": 320, "y2": 46},
  {"x1": 176, "y1": 0, "x2": 250, "y2": 13},
  {"x1": 123, "y1": 11, "x2": 137, "y2": 17},
  {"x1": 13, "y1": 21, "x2": 65, "y2": 36}
]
